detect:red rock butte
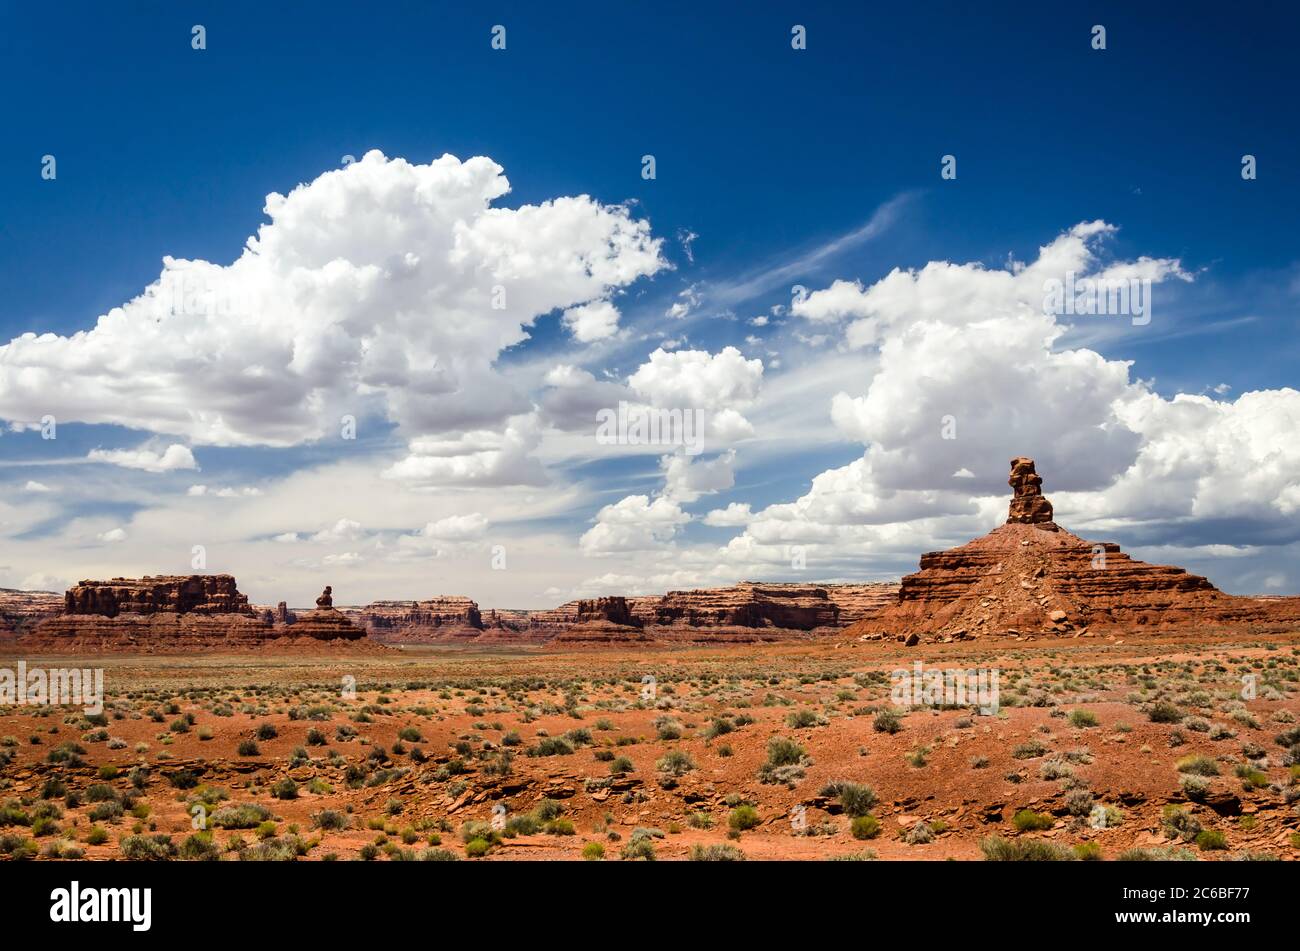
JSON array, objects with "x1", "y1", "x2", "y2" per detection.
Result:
[
  {"x1": 20, "y1": 576, "x2": 371, "y2": 652},
  {"x1": 845, "y1": 457, "x2": 1300, "y2": 643},
  {"x1": 0, "y1": 588, "x2": 63, "y2": 640}
]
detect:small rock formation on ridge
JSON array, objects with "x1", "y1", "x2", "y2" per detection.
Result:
[
  {"x1": 1006, "y1": 456, "x2": 1055, "y2": 526},
  {"x1": 285, "y1": 586, "x2": 369, "y2": 641}
]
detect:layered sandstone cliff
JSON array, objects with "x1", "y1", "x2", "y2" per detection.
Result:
[
  {"x1": 345, "y1": 582, "x2": 899, "y2": 645},
  {"x1": 0, "y1": 589, "x2": 63, "y2": 640},
  {"x1": 821, "y1": 583, "x2": 900, "y2": 624},
  {"x1": 344, "y1": 596, "x2": 485, "y2": 642},
  {"x1": 847, "y1": 458, "x2": 1300, "y2": 642},
  {"x1": 62, "y1": 574, "x2": 254, "y2": 617},
  {"x1": 630, "y1": 581, "x2": 896, "y2": 631},
  {"x1": 547, "y1": 597, "x2": 653, "y2": 646},
  {"x1": 633, "y1": 582, "x2": 839, "y2": 630},
  {"x1": 21, "y1": 577, "x2": 370, "y2": 652}
]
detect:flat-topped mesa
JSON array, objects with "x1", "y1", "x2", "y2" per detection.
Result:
[
  {"x1": 816, "y1": 583, "x2": 899, "y2": 624},
  {"x1": 0, "y1": 588, "x2": 63, "y2": 640},
  {"x1": 21, "y1": 577, "x2": 375, "y2": 651},
  {"x1": 574, "y1": 596, "x2": 642, "y2": 628},
  {"x1": 548, "y1": 596, "x2": 653, "y2": 646},
  {"x1": 637, "y1": 581, "x2": 841, "y2": 630},
  {"x1": 343, "y1": 582, "x2": 900, "y2": 645},
  {"x1": 1006, "y1": 457, "x2": 1056, "y2": 527},
  {"x1": 63, "y1": 574, "x2": 254, "y2": 617},
  {"x1": 344, "y1": 596, "x2": 490, "y2": 643}
]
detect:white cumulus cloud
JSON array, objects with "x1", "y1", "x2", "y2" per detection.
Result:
[
  {"x1": 0, "y1": 151, "x2": 666, "y2": 475},
  {"x1": 562, "y1": 299, "x2": 622, "y2": 342},
  {"x1": 580, "y1": 494, "x2": 690, "y2": 554},
  {"x1": 87, "y1": 444, "x2": 197, "y2": 473}
]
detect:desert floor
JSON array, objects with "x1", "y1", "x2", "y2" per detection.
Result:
[{"x1": 1, "y1": 630, "x2": 1298, "y2": 861}]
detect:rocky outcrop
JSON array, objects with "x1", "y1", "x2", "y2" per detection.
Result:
[
  {"x1": 576, "y1": 596, "x2": 641, "y2": 627},
  {"x1": 345, "y1": 582, "x2": 899, "y2": 646},
  {"x1": 847, "y1": 457, "x2": 1300, "y2": 642},
  {"x1": 62, "y1": 575, "x2": 254, "y2": 617},
  {"x1": 533, "y1": 583, "x2": 887, "y2": 641},
  {"x1": 1006, "y1": 456, "x2": 1055, "y2": 526},
  {"x1": 345, "y1": 596, "x2": 489, "y2": 643},
  {"x1": 821, "y1": 583, "x2": 900, "y2": 624},
  {"x1": 0, "y1": 589, "x2": 63, "y2": 640},
  {"x1": 24, "y1": 612, "x2": 278, "y2": 652},
  {"x1": 284, "y1": 608, "x2": 368, "y2": 642},
  {"x1": 636, "y1": 582, "x2": 839, "y2": 629},
  {"x1": 263, "y1": 587, "x2": 366, "y2": 642},
  {"x1": 547, "y1": 597, "x2": 653, "y2": 647},
  {"x1": 629, "y1": 581, "x2": 897, "y2": 631},
  {"x1": 21, "y1": 578, "x2": 372, "y2": 652}
]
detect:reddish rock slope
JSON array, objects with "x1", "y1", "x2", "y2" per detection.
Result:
[{"x1": 847, "y1": 458, "x2": 1300, "y2": 642}]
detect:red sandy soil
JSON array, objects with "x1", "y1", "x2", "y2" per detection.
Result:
[{"x1": 1, "y1": 630, "x2": 1297, "y2": 861}]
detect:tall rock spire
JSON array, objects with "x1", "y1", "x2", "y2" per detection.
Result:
[{"x1": 1006, "y1": 457, "x2": 1055, "y2": 525}]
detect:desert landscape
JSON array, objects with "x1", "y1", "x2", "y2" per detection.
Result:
[
  {"x1": 5, "y1": 9, "x2": 1296, "y2": 936},
  {"x1": 2, "y1": 459, "x2": 1297, "y2": 862}
]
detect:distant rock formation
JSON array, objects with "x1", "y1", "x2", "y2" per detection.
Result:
[
  {"x1": 345, "y1": 596, "x2": 490, "y2": 643},
  {"x1": 547, "y1": 596, "x2": 653, "y2": 646},
  {"x1": 21, "y1": 576, "x2": 372, "y2": 652},
  {"x1": 634, "y1": 582, "x2": 839, "y2": 629},
  {"x1": 577, "y1": 596, "x2": 641, "y2": 627},
  {"x1": 0, "y1": 588, "x2": 63, "y2": 641},
  {"x1": 346, "y1": 582, "x2": 899, "y2": 645},
  {"x1": 820, "y1": 583, "x2": 900, "y2": 624},
  {"x1": 283, "y1": 601, "x2": 368, "y2": 641},
  {"x1": 63, "y1": 574, "x2": 253, "y2": 618},
  {"x1": 847, "y1": 457, "x2": 1300, "y2": 642}
]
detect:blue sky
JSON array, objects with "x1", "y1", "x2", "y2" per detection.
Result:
[{"x1": 1, "y1": 2, "x2": 1297, "y2": 606}]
